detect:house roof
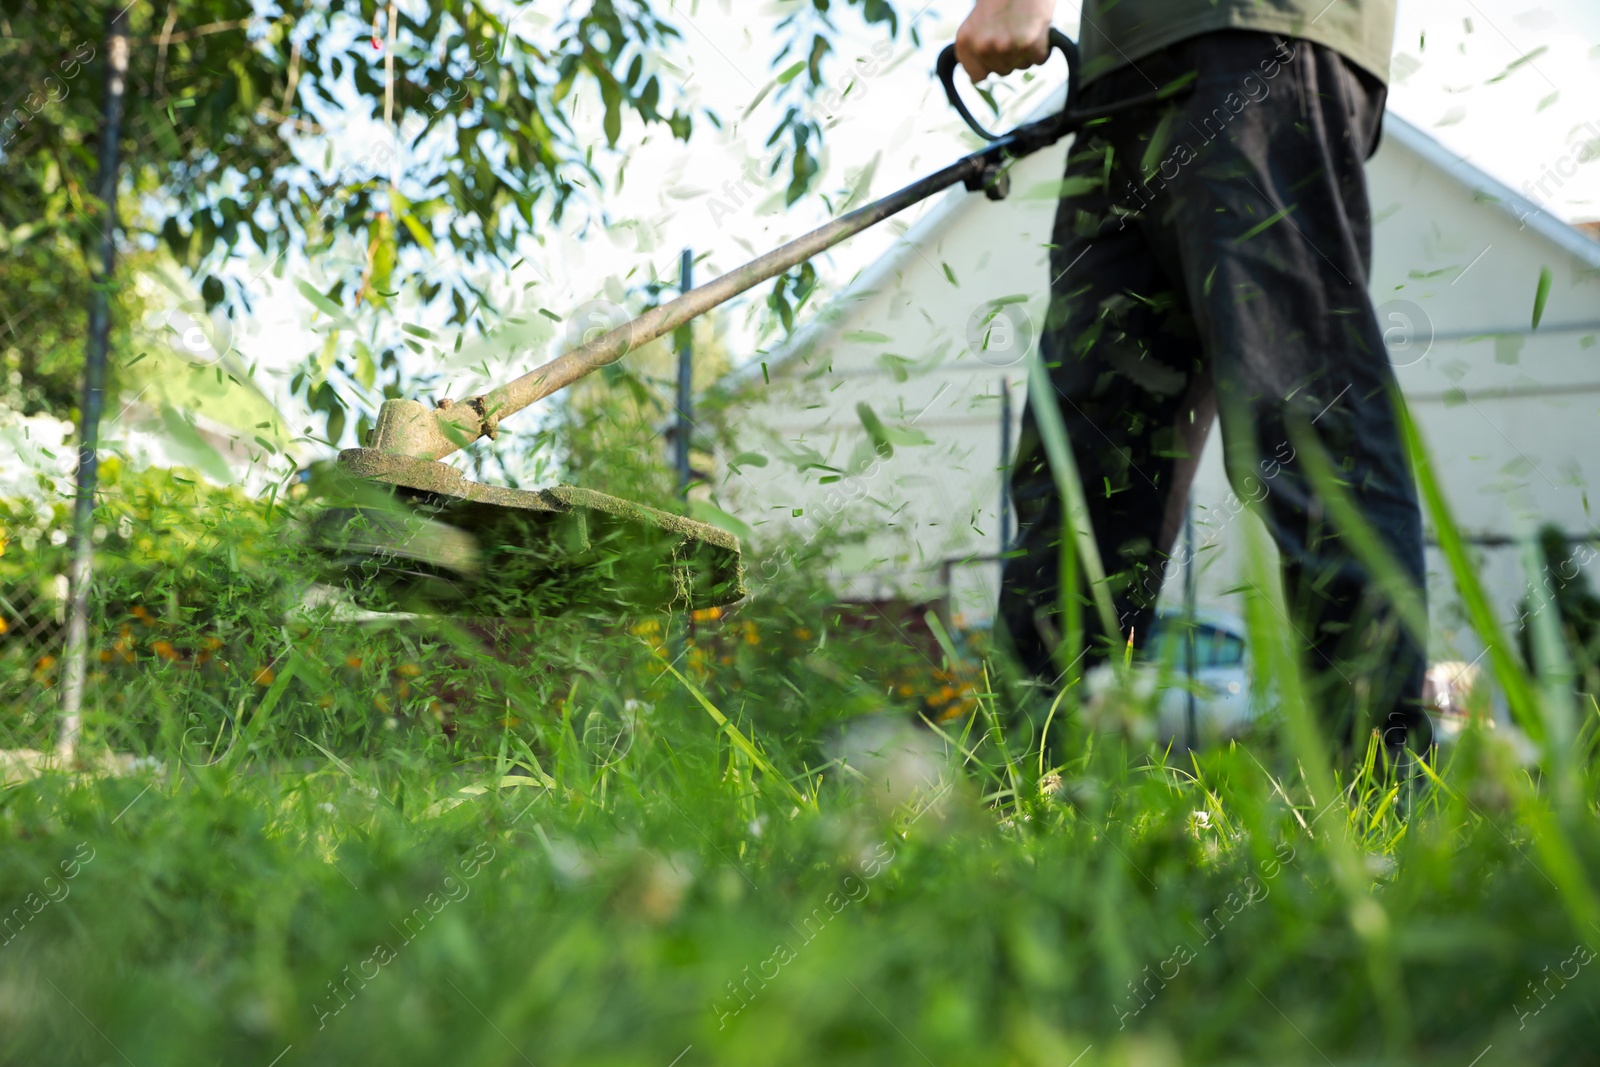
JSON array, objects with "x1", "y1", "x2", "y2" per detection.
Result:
[
  {"x1": 719, "y1": 102, "x2": 1600, "y2": 397},
  {"x1": 1380, "y1": 111, "x2": 1600, "y2": 275}
]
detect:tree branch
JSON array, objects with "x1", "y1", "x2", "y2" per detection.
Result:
[{"x1": 135, "y1": 19, "x2": 252, "y2": 46}]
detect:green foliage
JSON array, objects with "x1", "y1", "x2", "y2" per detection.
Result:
[
  {"x1": 1, "y1": 462, "x2": 288, "y2": 745},
  {"x1": 1, "y1": 0, "x2": 905, "y2": 440},
  {"x1": 2, "y1": 0, "x2": 693, "y2": 423},
  {"x1": 1518, "y1": 524, "x2": 1600, "y2": 700}
]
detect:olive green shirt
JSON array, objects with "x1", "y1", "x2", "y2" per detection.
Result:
[{"x1": 1076, "y1": 0, "x2": 1396, "y2": 85}]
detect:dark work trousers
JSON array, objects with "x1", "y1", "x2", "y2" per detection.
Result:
[{"x1": 997, "y1": 30, "x2": 1431, "y2": 759}]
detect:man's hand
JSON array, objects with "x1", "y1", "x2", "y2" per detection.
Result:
[{"x1": 954, "y1": 0, "x2": 1055, "y2": 83}]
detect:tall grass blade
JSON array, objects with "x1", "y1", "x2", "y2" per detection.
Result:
[
  {"x1": 1395, "y1": 391, "x2": 1546, "y2": 744},
  {"x1": 1238, "y1": 518, "x2": 1412, "y2": 1049},
  {"x1": 1026, "y1": 348, "x2": 1119, "y2": 652},
  {"x1": 1290, "y1": 426, "x2": 1428, "y2": 647},
  {"x1": 661, "y1": 658, "x2": 809, "y2": 808}
]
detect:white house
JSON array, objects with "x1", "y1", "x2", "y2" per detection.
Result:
[{"x1": 715, "y1": 108, "x2": 1600, "y2": 661}]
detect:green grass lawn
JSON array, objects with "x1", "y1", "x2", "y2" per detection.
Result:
[{"x1": 3, "y1": 468, "x2": 1599, "y2": 1066}]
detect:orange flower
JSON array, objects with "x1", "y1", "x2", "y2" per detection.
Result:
[
  {"x1": 397, "y1": 663, "x2": 422, "y2": 678},
  {"x1": 35, "y1": 655, "x2": 56, "y2": 671},
  {"x1": 152, "y1": 640, "x2": 179, "y2": 662},
  {"x1": 396, "y1": 681, "x2": 412, "y2": 699},
  {"x1": 691, "y1": 605, "x2": 723, "y2": 623},
  {"x1": 374, "y1": 694, "x2": 391, "y2": 712},
  {"x1": 345, "y1": 655, "x2": 363, "y2": 669},
  {"x1": 795, "y1": 627, "x2": 813, "y2": 641},
  {"x1": 0, "y1": 617, "x2": 8, "y2": 635},
  {"x1": 98, "y1": 649, "x2": 113, "y2": 663},
  {"x1": 131, "y1": 605, "x2": 153, "y2": 624},
  {"x1": 252, "y1": 667, "x2": 275, "y2": 686}
]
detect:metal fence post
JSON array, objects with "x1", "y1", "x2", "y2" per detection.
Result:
[
  {"x1": 674, "y1": 248, "x2": 694, "y2": 494},
  {"x1": 58, "y1": 6, "x2": 130, "y2": 763}
]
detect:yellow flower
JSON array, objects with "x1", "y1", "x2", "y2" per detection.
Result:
[
  {"x1": 397, "y1": 663, "x2": 422, "y2": 678},
  {"x1": 252, "y1": 667, "x2": 276, "y2": 686}
]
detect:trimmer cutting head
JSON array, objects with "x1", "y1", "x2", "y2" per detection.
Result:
[{"x1": 309, "y1": 449, "x2": 745, "y2": 617}]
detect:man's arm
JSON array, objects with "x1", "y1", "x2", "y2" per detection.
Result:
[{"x1": 954, "y1": 0, "x2": 1056, "y2": 83}]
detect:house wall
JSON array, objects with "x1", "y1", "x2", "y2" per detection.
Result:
[{"x1": 721, "y1": 117, "x2": 1600, "y2": 659}]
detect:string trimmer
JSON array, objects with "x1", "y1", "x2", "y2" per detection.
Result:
[{"x1": 312, "y1": 30, "x2": 1178, "y2": 618}]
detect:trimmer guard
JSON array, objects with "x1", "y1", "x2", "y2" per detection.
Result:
[{"x1": 310, "y1": 449, "x2": 745, "y2": 617}]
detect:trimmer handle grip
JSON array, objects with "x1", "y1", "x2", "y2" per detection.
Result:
[{"x1": 937, "y1": 28, "x2": 1079, "y2": 142}]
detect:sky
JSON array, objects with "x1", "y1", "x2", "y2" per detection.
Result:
[{"x1": 221, "y1": 0, "x2": 1600, "y2": 448}]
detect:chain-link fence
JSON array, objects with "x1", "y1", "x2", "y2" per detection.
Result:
[
  {"x1": 1, "y1": 409, "x2": 70, "y2": 754},
  {"x1": 0, "y1": 452, "x2": 288, "y2": 762},
  {"x1": 0, "y1": 560, "x2": 68, "y2": 758}
]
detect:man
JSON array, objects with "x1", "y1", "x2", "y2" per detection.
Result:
[{"x1": 957, "y1": 0, "x2": 1431, "y2": 762}]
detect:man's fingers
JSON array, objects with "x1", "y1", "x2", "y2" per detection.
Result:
[
  {"x1": 953, "y1": 26, "x2": 1052, "y2": 85},
  {"x1": 954, "y1": 27, "x2": 997, "y2": 82},
  {"x1": 957, "y1": 37, "x2": 1020, "y2": 81},
  {"x1": 957, "y1": 47, "x2": 993, "y2": 83},
  {"x1": 1002, "y1": 35, "x2": 1052, "y2": 73}
]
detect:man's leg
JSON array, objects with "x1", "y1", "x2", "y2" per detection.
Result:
[
  {"x1": 1141, "y1": 32, "x2": 1430, "y2": 760},
  {"x1": 998, "y1": 112, "x2": 1211, "y2": 685}
]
